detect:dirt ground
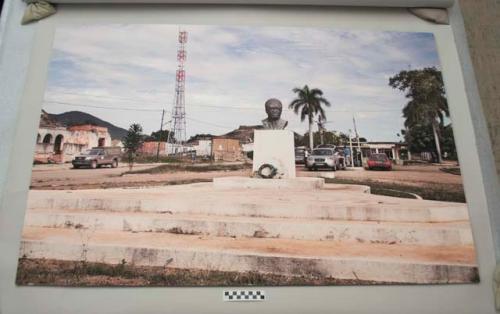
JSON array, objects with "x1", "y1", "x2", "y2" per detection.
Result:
[
  {"x1": 30, "y1": 162, "x2": 463, "y2": 191},
  {"x1": 326, "y1": 164, "x2": 463, "y2": 187},
  {"x1": 30, "y1": 162, "x2": 252, "y2": 190}
]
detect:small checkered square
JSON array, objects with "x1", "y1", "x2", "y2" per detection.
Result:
[{"x1": 223, "y1": 290, "x2": 266, "y2": 302}]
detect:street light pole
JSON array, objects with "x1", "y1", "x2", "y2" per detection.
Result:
[
  {"x1": 349, "y1": 129, "x2": 354, "y2": 168},
  {"x1": 318, "y1": 118, "x2": 325, "y2": 145},
  {"x1": 353, "y1": 115, "x2": 363, "y2": 167}
]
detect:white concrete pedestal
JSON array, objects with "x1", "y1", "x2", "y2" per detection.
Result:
[
  {"x1": 252, "y1": 130, "x2": 296, "y2": 178},
  {"x1": 213, "y1": 177, "x2": 324, "y2": 190}
]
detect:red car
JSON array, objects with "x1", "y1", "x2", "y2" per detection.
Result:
[{"x1": 366, "y1": 153, "x2": 392, "y2": 170}]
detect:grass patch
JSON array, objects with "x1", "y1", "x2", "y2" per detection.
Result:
[
  {"x1": 31, "y1": 178, "x2": 214, "y2": 190},
  {"x1": 326, "y1": 178, "x2": 465, "y2": 203},
  {"x1": 370, "y1": 188, "x2": 417, "y2": 199},
  {"x1": 132, "y1": 155, "x2": 214, "y2": 164},
  {"x1": 132, "y1": 155, "x2": 181, "y2": 164},
  {"x1": 16, "y1": 258, "x2": 396, "y2": 287},
  {"x1": 124, "y1": 163, "x2": 251, "y2": 175}
]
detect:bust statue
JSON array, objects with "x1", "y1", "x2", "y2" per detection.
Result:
[{"x1": 261, "y1": 98, "x2": 288, "y2": 130}]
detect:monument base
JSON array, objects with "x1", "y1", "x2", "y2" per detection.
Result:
[
  {"x1": 213, "y1": 177, "x2": 324, "y2": 190},
  {"x1": 252, "y1": 130, "x2": 296, "y2": 178}
]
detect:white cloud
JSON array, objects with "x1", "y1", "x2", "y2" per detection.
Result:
[{"x1": 43, "y1": 24, "x2": 440, "y2": 141}]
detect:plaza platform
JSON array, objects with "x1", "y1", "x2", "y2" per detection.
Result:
[{"x1": 19, "y1": 180, "x2": 478, "y2": 284}]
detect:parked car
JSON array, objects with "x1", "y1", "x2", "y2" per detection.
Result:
[
  {"x1": 306, "y1": 148, "x2": 343, "y2": 171},
  {"x1": 315, "y1": 144, "x2": 346, "y2": 170},
  {"x1": 72, "y1": 147, "x2": 121, "y2": 169},
  {"x1": 294, "y1": 146, "x2": 308, "y2": 164},
  {"x1": 366, "y1": 153, "x2": 392, "y2": 170}
]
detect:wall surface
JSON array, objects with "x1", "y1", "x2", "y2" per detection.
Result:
[{"x1": 459, "y1": 0, "x2": 500, "y2": 178}]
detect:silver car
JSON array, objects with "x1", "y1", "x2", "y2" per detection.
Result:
[{"x1": 306, "y1": 148, "x2": 338, "y2": 171}]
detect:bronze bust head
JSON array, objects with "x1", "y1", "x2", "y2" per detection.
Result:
[{"x1": 262, "y1": 98, "x2": 288, "y2": 130}]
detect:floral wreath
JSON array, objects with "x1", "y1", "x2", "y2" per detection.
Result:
[{"x1": 257, "y1": 163, "x2": 278, "y2": 179}]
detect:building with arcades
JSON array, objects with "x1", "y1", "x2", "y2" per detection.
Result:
[{"x1": 34, "y1": 111, "x2": 113, "y2": 163}]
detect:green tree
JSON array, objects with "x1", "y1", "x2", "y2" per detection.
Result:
[
  {"x1": 122, "y1": 123, "x2": 144, "y2": 170},
  {"x1": 389, "y1": 67, "x2": 449, "y2": 163},
  {"x1": 187, "y1": 133, "x2": 213, "y2": 143},
  {"x1": 401, "y1": 125, "x2": 435, "y2": 154},
  {"x1": 147, "y1": 130, "x2": 173, "y2": 142},
  {"x1": 289, "y1": 85, "x2": 331, "y2": 150},
  {"x1": 401, "y1": 123, "x2": 457, "y2": 162},
  {"x1": 296, "y1": 130, "x2": 350, "y2": 148}
]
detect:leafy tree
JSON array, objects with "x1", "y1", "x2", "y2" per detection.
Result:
[
  {"x1": 296, "y1": 130, "x2": 351, "y2": 148},
  {"x1": 122, "y1": 123, "x2": 144, "y2": 170},
  {"x1": 389, "y1": 67, "x2": 449, "y2": 163},
  {"x1": 401, "y1": 123, "x2": 457, "y2": 162},
  {"x1": 401, "y1": 125, "x2": 435, "y2": 154},
  {"x1": 289, "y1": 85, "x2": 331, "y2": 150},
  {"x1": 146, "y1": 130, "x2": 173, "y2": 142},
  {"x1": 187, "y1": 133, "x2": 213, "y2": 143}
]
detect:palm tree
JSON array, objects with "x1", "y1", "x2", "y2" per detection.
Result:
[
  {"x1": 389, "y1": 67, "x2": 448, "y2": 163},
  {"x1": 289, "y1": 85, "x2": 331, "y2": 150}
]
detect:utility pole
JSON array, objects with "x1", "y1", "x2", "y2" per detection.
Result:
[
  {"x1": 156, "y1": 109, "x2": 165, "y2": 162},
  {"x1": 349, "y1": 129, "x2": 354, "y2": 168},
  {"x1": 318, "y1": 118, "x2": 325, "y2": 145},
  {"x1": 353, "y1": 115, "x2": 363, "y2": 167}
]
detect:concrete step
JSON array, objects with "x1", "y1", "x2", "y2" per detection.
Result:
[
  {"x1": 27, "y1": 183, "x2": 469, "y2": 223},
  {"x1": 20, "y1": 227, "x2": 478, "y2": 284},
  {"x1": 24, "y1": 209, "x2": 474, "y2": 246},
  {"x1": 213, "y1": 177, "x2": 325, "y2": 190}
]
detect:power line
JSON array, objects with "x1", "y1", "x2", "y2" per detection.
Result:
[
  {"x1": 43, "y1": 100, "x2": 164, "y2": 112},
  {"x1": 46, "y1": 92, "x2": 402, "y2": 113},
  {"x1": 52, "y1": 91, "x2": 261, "y2": 111},
  {"x1": 43, "y1": 100, "x2": 234, "y2": 129},
  {"x1": 45, "y1": 94, "x2": 261, "y2": 111},
  {"x1": 324, "y1": 109, "x2": 401, "y2": 113},
  {"x1": 186, "y1": 116, "x2": 232, "y2": 129},
  {"x1": 49, "y1": 91, "x2": 164, "y2": 104},
  {"x1": 43, "y1": 99, "x2": 402, "y2": 131},
  {"x1": 45, "y1": 98, "x2": 402, "y2": 114}
]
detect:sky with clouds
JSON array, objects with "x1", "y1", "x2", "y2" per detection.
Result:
[{"x1": 43, "y1": 24, "x2": 442, "y2": 141}]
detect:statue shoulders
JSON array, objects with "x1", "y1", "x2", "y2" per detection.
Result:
[{"x1": 262, "y1": 118, "x2": 287, "y2": 130}]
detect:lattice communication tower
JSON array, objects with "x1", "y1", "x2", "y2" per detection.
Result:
[{"x1": 167, "y1": 30, "x2": 188, "y2": 153}]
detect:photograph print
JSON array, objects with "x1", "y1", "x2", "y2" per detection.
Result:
[{"x1": 16, "y1": 24, "x2": 479, "y2": 287}]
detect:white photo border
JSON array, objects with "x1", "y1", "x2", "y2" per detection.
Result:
[{"x1": 0, "y1": 3, "x2": 498, "y2": 314}]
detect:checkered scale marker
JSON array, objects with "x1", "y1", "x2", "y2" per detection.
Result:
[{"x1": 223, "y1": 290, "x2": 266, "y2": 302}]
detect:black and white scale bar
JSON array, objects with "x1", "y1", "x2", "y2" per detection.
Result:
[{"x1": 223, "y1": 290, "x2": 266, "y2": 302}]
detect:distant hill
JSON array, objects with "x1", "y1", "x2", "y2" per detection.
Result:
[
  {"x1": 186, "y1": 126, "x2": 264, "y2": 144},
  {"x1": 220, "y1": 125, "x2": 263, "y2": 143},
  {"x1": 47, "y1": 111, "x2": 128, "y2": 140}
]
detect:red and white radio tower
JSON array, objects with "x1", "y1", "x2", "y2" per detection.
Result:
[{"x1": 167, "y1": 29, "x2": 188, "y2": 153}]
